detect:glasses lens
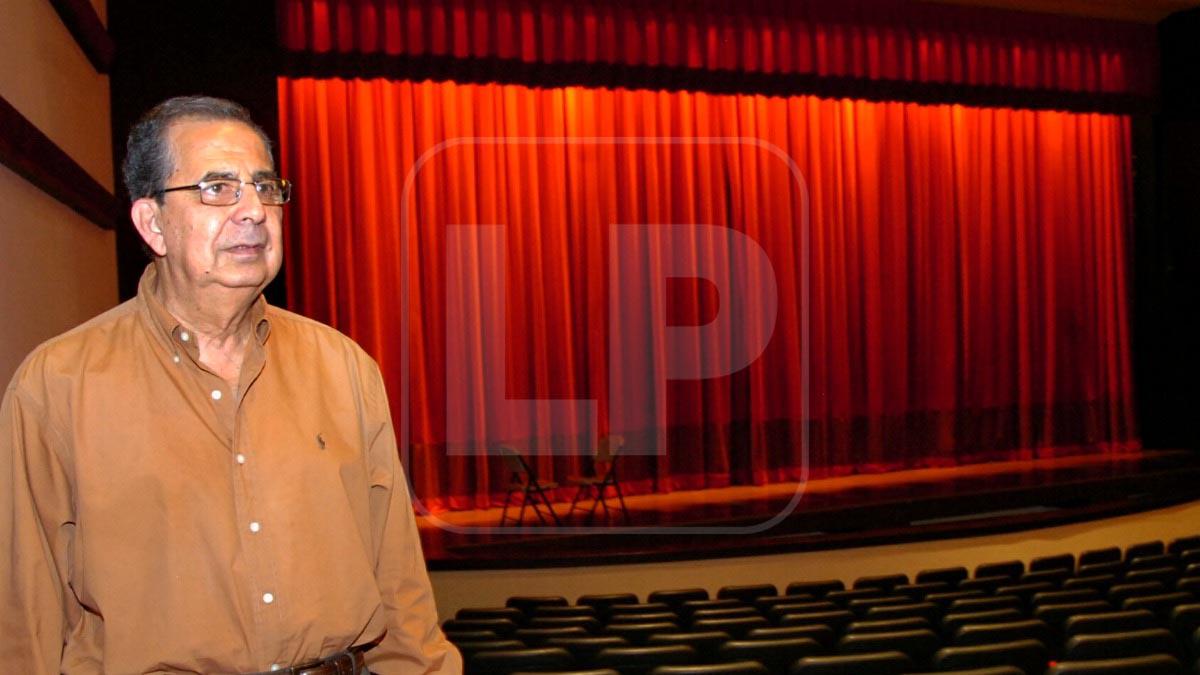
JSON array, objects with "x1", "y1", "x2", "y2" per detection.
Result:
[
  {"x1": 256, "y1": 179, "x2": 291, "y2": 205},
  {"x1": 198, "y1": 180, "x2": 242, "y2": 206}
]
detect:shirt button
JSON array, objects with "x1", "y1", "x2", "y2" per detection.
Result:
[
  {"x1": 270, "y1": 666, "x2": 282, "y2": 672},
  {"x1": 262, "y1": 592, "x2": 274, "y2": 604},
  {"x1": 180, "y1": 331, "x2": 190, "y2": 342},
  {"x1": 249, "y1": 521, "x2": 261, "y2": 533},
  {"x1": 211, "y1": 389, "x2": 222, "y2": 401},
  {"x1": 236, "y1": 453, "x2": 246, "y2": 464},
  {"x1": 172, "y1": 354, "x2": 181, "y2": 364}
]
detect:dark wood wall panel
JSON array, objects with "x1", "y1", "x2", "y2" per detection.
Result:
[
  {"x1": 0, "y1": 95, "x2": 118, "y2": 230},
  {"x1": 47, "y1": 0, "x2": 114, "y2": 73}
]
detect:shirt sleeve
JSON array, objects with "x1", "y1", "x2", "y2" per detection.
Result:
[
  {"x1": 0, "y1": 379, "x2": 77, "y2": 673},
  {"x1": 361, "y1": 364, "x2": 462, "y2": 675}
]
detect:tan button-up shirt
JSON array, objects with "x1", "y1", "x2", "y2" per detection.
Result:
[{"x1": 0, "y1": 265, "x2": 460, "y2": 674}]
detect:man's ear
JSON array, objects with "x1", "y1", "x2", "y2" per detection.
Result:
[{"x1": 130, "y1": 198, "x2": 167, "y2": 257}]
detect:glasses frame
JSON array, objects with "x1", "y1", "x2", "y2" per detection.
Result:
[{"x1": 158, "y1": 178, "x2": 292, "y2": 206}]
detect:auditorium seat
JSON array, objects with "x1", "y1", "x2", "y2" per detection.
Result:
[
  {"x1": 1045, "y1": 653, "x2": 1184, "y2": 674},
  {"x1": 645, "y1": 631, "x2": 731, "y2": 661},
  {"x1": 1127, "y1": 542, "x2": 1168, "y2": 563},
  {"x1": 756, "y1": 594, "x2": 819, "y2": 613},
  {"x1": 1168, "y1": 604, "x2": 1200, "y2": 639},
  {"x1": 1033, "y1": 601, "x2": 1113, "y2": 630},
  {"x1": 649, "y1": 589, "x2": 710, "y2": 609},
  {"x1": 609, "y1": 603, "x2": 676, "y2": 619},
  {"x1": 446, "y1": 618, "x2": 520, "y2": 637},
  {"x1": 604, "y1": 622, "x2": 680, "y2": 645},
  {"x1": 931, "y1": 639, "x2": 1049, "y2": 674},
  {"x1": 536, "y1": 606, "x2": 601, "y2": 620},
  {"x1": 716, "y1": 584, "x2": 777, "y2": 603},
  {"x1": 746, "y1": 624, "x2": 837, "y2": 647},
  {"x1": 515, "y1": 627, "x2": 591, "y2": 647},
  {"x1": 789, "y1": 650, "x2": 914, "y2": 674},
  {"x1": 1062, "y1": 628, "x2": 1182, "y2": 661},
  {"x1": 847, "y1": 617, "x2": 932, "y2": 634},
  {"x1": 610, "y1": 613, "x2": 680, "y2": 625},
  {"x1": 853, "y1": 574, "x2": 909, "y2": 593},
  {"x1": 915, "y1": 567, "x2": 969, "y2": 586},
  {"x1": 1169, "y1": 536, "x2": 1200, "y2": 556},
  {"x1": 1125, "y1": 593, "x2": 1197, "y2": 620},
  {"x1": 1126, "y1": 568, "x2": 1183, "y2": 588},
  {"x1": 960, "y1": 578, "x2": 1012, "y2": 595},
  {"x1": 1063, "y1": 575, "x2": 1118, "y2": 594},
  {"x1": 1109, "y1": 582, "x2": 1166, "y2": 606},
  {"x1": 528, "y1": 616, "x2": 602, "y2": 632},
  {"x1": 469, "y1": 646, "x2": 575, "y2": 674},
  {"x1": 1080, "y1": 548, "x2": 1123, "y2": 568},
  {"x1": 974, "y1": 562, "x2": 1025, "y2": 580},
  {"x1": 1129, "y1": 555, "x2": 1180, "y2": 572},
  {"x1": 680, "y1": 599, "x2": 747, "y2": 618},
  {"x1": 778, "y1": 610, "x2": 855, "y2": 631},
  {"x1": 510, "y1": 671, "x2": 619, "y2": 675},
  {"x1": 950, "y1": 596, "x2": 1023, "y2": 614},
  {"x1": 509, "y1": 596, "x2": 571, "y2": 615},
  {"x1": 717, "y1": 636, "x2": 824, "y2": 671},
  {"x1": 544, "y1": 636, "x2": 630, "y2": 662},
  {"x1": 847, "y1": 596, "x2": 909, "y2": 616},
  {"x1": 953, "y1": 619, "x2": 1054, "y2": 647},
  {"x1": 895, "y1": 582, "x2": 951, "y2": 600},
  {"x1": 690, "y1": 616, "x2": 770, "y2": 638},
  {"x1": 1033, "y1": 590, "x2": 1101, "y2": 607},
  {"x1": 1022, "y1": 569, "x2": 1073, "y2": 586},
  {"x1": 907, "y1": 662, "x2": 1022, "y2": 667},
  {"x1": 650, "y1": 662, "x2": 769, "y2": 675},
  {"x1": 1063, "y1": 609, "x2": 1160, "y2": 637},
  {"x1": 460, "y1": 607, "x2": 528, "y2": 623},
  {"x1": 864, "y1": 601, "x2": 939, "y2": 623},
  {"x1": 786, "y1": 581, "x2": 845, "y2": 598},
  {"x1": 826, "y1": 588, "x2": 884, "y2": 605},
  {"x1": 837, "y1": 628, "x2": 940, "y2": 664},
  {"x1": 942, "y1": 609, "x2": 1027, "y2": 636},
  {"x1": 590, "y1": 645, "x2": 697, "y2": 675},
  {"x1": 1078, "y1": 562, "x2": 1125, "y2": 578},
  {"x1": 689, "y1": 607, "x2": 760, "y2": 623},
  {"x1": 1030, "y1": 554, "x2": 1076, "y2": 573},
  {"x1": 579, "y1": 594, "x2": 640, "y2": 614},
  {"x1": 453, "y1": 639, "x2": 526, "y2": 658},
  {"x1": 930, "y1": 590, "x2": 988, "y2": 608}
]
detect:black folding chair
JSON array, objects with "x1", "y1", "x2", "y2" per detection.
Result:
[
  {"x1": 499, "y1": 445, "x2": 562, "y2": 526},
  {"x1": 565, "y1": 435, "x2": 629, "y2": 524}
]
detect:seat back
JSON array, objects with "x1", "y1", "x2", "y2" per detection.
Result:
[{"x1": 1045, "y1": 653, "x2": 1184, "y2": 674}]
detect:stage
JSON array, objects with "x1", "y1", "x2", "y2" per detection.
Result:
[{"x1": 417, "y1": 450, "x2": 1200, "y2": 570}]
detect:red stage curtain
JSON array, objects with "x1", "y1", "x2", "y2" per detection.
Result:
[
  {"x1": 278, "y1": 0, "x2": 1156, "y2": 97},
  {"x1": 278, "y1": 77, "x2": 1138, "y2": 511}
]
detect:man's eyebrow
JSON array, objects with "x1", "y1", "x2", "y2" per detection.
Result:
[
  {"x1": 252, "y1": 169, "x2": 281, "y2": 181},
  {"x1": 199, "y1": 170, "x2": 240, "y2": 182}
]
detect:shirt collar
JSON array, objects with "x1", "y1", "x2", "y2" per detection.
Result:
[{"x1": 137, "y1": 263, "x2": 272, "y2": 350}]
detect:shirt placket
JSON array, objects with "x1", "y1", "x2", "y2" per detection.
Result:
[{"x1": 172, "y1": 327, "x2": 283, "y2": 671}]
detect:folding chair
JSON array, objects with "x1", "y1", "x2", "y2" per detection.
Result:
[
  {"x1": 499, "y1": 445, "x2": 562, "y2": 526},
  {"x1": 566, "y1": 435, "x2": 629, "y2": 524}
]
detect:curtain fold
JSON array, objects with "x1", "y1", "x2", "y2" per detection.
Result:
[
  {"x1": 278, "y1": 0, "x2": 1156, "y2": 97},
  {"x1": 278, "y1": 77, "x2": 1138, "y2": 511}
]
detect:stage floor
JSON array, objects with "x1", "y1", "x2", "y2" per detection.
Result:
[{"x1": 416, "y1": 450, "x2": 1200, "y2": 570}]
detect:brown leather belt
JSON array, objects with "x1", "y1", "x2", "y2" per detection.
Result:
[{"x1": 246, "y1": 646, "x2": 368, "y2": 675}]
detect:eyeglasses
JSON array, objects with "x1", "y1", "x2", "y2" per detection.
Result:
[{"x1": 158, "y1": 178, "x2": 293, "y2": 206}]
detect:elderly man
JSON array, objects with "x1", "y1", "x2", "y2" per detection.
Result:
[{"x1": 0, "y1": 97, "x2": 460, "y2": 674}]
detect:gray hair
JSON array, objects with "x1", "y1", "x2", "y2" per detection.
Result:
[{"x1": 122, "y1": 95, "x2": 273, "y2": 202}]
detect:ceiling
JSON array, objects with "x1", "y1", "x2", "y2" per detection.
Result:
[{"x1": 923, "y1": 0, "x2": 1200, "y2": 23}]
